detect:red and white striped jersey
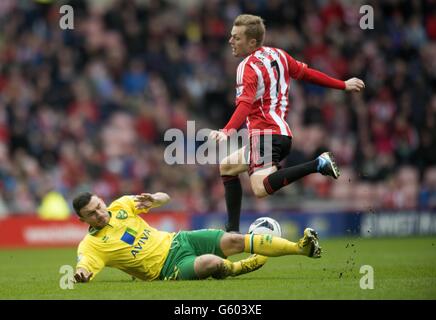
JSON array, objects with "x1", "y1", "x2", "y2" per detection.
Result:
[{"x1": 235, "y1": 46, "x2": 307, "y2": 137}]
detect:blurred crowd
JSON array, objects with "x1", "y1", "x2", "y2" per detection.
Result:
[{"x1": 0, "y1": 0, "x2": 435, "y2": 216}]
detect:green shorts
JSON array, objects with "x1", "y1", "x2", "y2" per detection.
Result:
[{"x1": 159, "y1": 229, "x2": 226, "y2": 280}]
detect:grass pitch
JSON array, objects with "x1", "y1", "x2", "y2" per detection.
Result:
[{"x1": 1, "y1": 236, "x2": 435, "y2": 300}]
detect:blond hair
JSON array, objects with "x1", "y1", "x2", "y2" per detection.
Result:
[{"x1": 233, "y1": 14, "x2": 265, "y2": 47}]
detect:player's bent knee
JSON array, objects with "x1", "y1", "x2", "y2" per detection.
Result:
[
  {"x1": 221, "y1": 233, "x2": 245, "y2": 256},
  {"x1": 252, "y1": 184, "x2": 268, "y2": 198}
]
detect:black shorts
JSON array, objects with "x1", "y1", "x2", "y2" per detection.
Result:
[{"x1": 244, "y1": 134, "x2": 292, "y2": 176}]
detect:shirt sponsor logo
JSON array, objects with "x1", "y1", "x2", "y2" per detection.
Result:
[{"x1": 131, "y1": 229, "x2": 152, "y2": 258}]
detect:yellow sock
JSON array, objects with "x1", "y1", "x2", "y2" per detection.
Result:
[{"x1": 244, "y1": 234, "x2": 302, "y2": 256}]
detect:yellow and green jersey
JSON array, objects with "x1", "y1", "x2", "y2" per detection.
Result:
[{"x1": 76, "y1": 196, "x2": 175, "y2": 281}]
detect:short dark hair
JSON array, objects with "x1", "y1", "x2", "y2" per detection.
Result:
[{"x1": 72, "y1": 192, "x2": 93, "y2": 216}]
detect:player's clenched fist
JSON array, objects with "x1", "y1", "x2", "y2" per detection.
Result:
[
  {"x1": 344, "y1": 77, "x2": 365, "y2": 92},
  {"x1": 209, "y1": 130, "x2": 228, "y2": 142}
]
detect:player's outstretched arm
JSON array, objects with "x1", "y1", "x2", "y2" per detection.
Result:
[
  {"x1": 299, "y1": 67, "x2": 365, "y2": 93},
  {"x1": 74, "y1": 267, "x2": 93, "y2": 283},
  {"x1": 344, "y1": 77, "x2": 365, "y2": 92},
  {"x1": 134, "y1": 192, "x2": 171, "y2": 210}
]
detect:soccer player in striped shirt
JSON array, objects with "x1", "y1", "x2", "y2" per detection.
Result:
[
  {"x1": 209, "y1": 14, "x2": 365, "y2": 232},
  {"x1": 73, "y1": 192, "x2": 321, "y2": 282}
]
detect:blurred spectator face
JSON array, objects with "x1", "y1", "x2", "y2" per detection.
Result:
[
  {"x1": 425, "y1": 168, "x2": 436, "y2": 189},
  {"x1": 78, "y1": 195, "x2": 110, "y2": 229},
  {"x1": 229, "y1": 26, "x2": 257, "y2": 57},
  {"x1": 397, "y1": 166, "x2": 418, "y2": 186}
]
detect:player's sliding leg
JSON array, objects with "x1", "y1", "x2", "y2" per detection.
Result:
[
  {"x1": 251, "y1": 152, "x2": 341, "y2": 197},
  {"x1": 220, "y1": 229, "x2": 322, "y2": 259},
  {"x1": 245, "y1": 228, "x2": 322, "y2": 258},
  {"x1": 219, "y1": 147, "x2": 249, "y2": 232}
]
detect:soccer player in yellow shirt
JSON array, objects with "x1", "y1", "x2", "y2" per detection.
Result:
[{"x1": 73, "y1": 191, "x2": 322, "y2": 282}]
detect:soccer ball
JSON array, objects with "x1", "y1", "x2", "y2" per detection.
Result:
[{"x1": 248, "y1": 217, "x2": 282, "y2": 237}]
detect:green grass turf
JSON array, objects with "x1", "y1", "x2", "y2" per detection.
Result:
[{"x1": 1, "y1": 236, "x2": 435, "y2": 300}]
